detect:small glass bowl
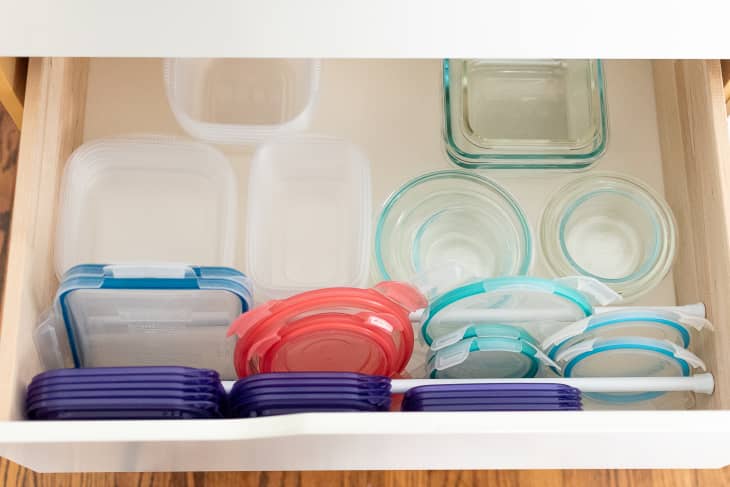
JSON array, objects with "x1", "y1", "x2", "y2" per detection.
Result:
[
  {"x1": 375, "y1": 170, "x2": 532, "y2": 284},
  {"x1": 540, "y1": 173, "x2": 676, "y2": 300},
  {"x1": 443, "y1": 59, "x2": 608, "y2": 169}
]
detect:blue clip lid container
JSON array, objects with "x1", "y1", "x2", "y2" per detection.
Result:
[{"x1": 35, "y1": 264, "x2": 252, "y2": 379}]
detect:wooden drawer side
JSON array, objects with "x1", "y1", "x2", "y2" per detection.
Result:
[
  {"x1": 0, "y1": 58, "x2": 88, "y2": 420},
  {"x1": 653, "y1": 60, "x2": 730, "y2": 409}
]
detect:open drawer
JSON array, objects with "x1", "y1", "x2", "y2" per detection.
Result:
[{"x1": 0, "y1": 58, "x2": 729, "y2": 472}]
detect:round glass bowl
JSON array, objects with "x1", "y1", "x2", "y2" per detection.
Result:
[
  {"x1": 540, "y1": 173, "x2": 676, "y2": 301},
  {"x1": 375, "y1": 170, "x2": 532, "y2": 283}
]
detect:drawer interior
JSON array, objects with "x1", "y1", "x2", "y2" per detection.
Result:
[{"x1": 0, "y1": 58, "x2": 729, "y2": 421}]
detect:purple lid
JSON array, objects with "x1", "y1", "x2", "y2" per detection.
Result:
[
  {"x1": 234, "y1": 372, "x2": 390, "y2": 386},
  {"x1": 404, "y1": 390, "x2": 580, "y2": 401},
  {"x1": 231, "y1": 396, "x2": 391, "y2": 414},
  {"x1": 27, "y1": 381, "x2": 225, "y2": 398},
  {"x1": 29, "y1": 374, "x2": 222, "y2": 389},
  {"x1": 27, "y1": 397, "x2": 224, "y2": 419},
  {"x1": 401, "y1": 403, "x2": 582, "y2": 412},
  {"x1": 231, "y1": 392, "x2": 390, "y2": 406},
  {"x1": 404, "y1": 383, "x2": 581, "y2": 400},
  {"x1": 231, "y1": 378, "x2": 391, "y2": 395},
  {"x1": 27, "y1": 389, "x2": 224, "y2": 404},
  {"x1": 235, "y1": 406, "x2": 379, "y2": 418},
  {"x1": 403, "y1": 396, "x2": 582, "y2": 408},
  {"x1": 230, "y1": 385, "x2": 391, "y2": 403},
  {"x1": 31, "y1": 408, "x2": 211, "y2": 420},
  {"x1": 32, "y1": 366, "x2": 219, "y2": 381}
]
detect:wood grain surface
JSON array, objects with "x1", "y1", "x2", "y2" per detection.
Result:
[{"x1": 0, "y1": 462, "x2": 729, "y2": 487}]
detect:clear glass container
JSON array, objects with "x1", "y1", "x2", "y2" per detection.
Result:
[
  {"x1": 443, "y1": 59, "x2": 608, "y2": 169},
  {"x1": 375, "y1": 170, "x2": 532, "y2": 286},
  {"x1": 540, "y1": 173, "x2": 677, "y2": 301}
]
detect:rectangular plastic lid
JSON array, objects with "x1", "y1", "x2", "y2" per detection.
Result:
[
  {"x1": 54, "y1": 136, "x2": 238, "y2": 277},
  {"x1": 45, "y1": 264, "x2": 251, "y2": 379},
  {"x1": 246, "y1": 135, "x2": 372, "y2": 301}
]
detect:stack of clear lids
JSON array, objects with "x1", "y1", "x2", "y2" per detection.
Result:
[
  {"x1": 228, "y1": 372, "x2": 392, "y2": 417},
  {"x1": 541, "y1": 308, "x2": 713, "y2": 409},
  {"x1": 421, "y1": 276, "x2": 616, "y2": 379},
  {"x1": 26, "y1": 367, "x2": 227, "y2": 420},
  {"x1": 34, "y1": 264, "x2": 253, "y2": 380},
  {"x1": 401, "y1": 383, "x2": 582, "y2": 412},
  {"x1": 227, "y1": 283, "x2": 426, "y2": 378}
]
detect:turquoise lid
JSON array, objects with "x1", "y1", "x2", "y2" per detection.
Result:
[
  {"x1": 57, "y1": 264, "x2": 253, "y2": 368},
  {"x1": 422, "y1": 277, "x2": 594, "y2": 345}
]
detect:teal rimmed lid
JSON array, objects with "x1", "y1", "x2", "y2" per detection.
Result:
[
  {"x1": 430, "y1": 323, "x2": 537, "y2": 351},
  {"x1": 556, "y1": 336, "x2": 706, "y2": 403},
  {"x1": 421, "y1": 276, "x2": 601, "y2": 345},
  {"x1": 428, "y1": 336, "x2": 558, "y2": 379},
  {"x1": 542, "y1": 308, "x2": 713, "y2": 359}
]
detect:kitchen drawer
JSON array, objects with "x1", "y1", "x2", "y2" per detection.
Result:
[{"x1": 0, "y1": 58, "x2": 729, "y2": 472}]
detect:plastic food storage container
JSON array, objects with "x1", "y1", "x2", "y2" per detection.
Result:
[
  {"x1": 540, "y1": 173, "x2": 677, "y2": 301},
  {"x1": 246, "y1": 135, "x2": 372, "y2": 301},
  {"x1": 375, "y1": 171, "x2": 531, "y2": 286},
  {"x1": 54, "y1": 136, "x2": 237, "y2": 277},
  {"x1": 34, "y1": 264, "x2": 252, "y2": 380},
  {"x1": 164, "y1": 59, "x2": 321, "y2": 145},
  {"x1": 443, "y1": 59, "x2": 608, "y2": 169}
]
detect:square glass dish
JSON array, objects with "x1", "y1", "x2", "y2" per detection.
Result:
[{"x1": 443, "y1": 59, "x2": 608, "y2": 169}]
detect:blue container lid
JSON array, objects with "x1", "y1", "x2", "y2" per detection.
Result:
[{"x1": 51, "y1": 264, "x2": 252, "y2": 376}]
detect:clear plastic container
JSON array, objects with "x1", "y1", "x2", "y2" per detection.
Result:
[
  {"x1": 54, "y1": 136, "x2": 237, "y2": 277},
  {"x1": 540, "y1": 173, "x2": 677, "y2": 301},
  {"x1": 246, "y1": 135, "x2": 372, "y2": 301},
  {"x1": 164, "y1": 59, "x2": 321, "y2": 145},
  {"x1": 443, "y1": 59, "x2": 608, "y2": 169},
  {"x1": 34, "y1": 264, "x2": 252, "y2": 380},
  {"x1": 375, "y1": 170, "x2": 532, "y2": 286}
]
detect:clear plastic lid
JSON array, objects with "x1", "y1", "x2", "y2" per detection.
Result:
[
  {"x1": 421, "y1": 276, "x2": 617, "y2": 345},
  {"x1": 427, "y1": 336, "x2": 558, "y2": 379},
  {"x1": 246, "y1": 135, "x2": 372, "y2": 302},
  {"x1": 164, "y1": 59, "x2": 321, "y2": 145},
  {"x1": 38, "y1": 264, "x2": 252, "y2": 379},
  {"x1": 54, "y1": 136, "x2": 237, "y2": 277},
  {"x1": 542, "y1": 308, "x2": 713, "y2": 359}
]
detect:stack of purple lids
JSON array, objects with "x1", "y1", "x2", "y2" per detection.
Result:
[
  {"x1": 401, "y1": 383, "x2": 583, "y2": 412},
  {"x1": 229, "y1": 372, "x2": 392, "y2": 417},
  {"x1": 26, "y1": 366, "x2": 227, "y2": 420}
]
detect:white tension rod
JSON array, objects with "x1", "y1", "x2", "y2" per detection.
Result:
[
  {"x1": 391, "y1": 374, "x2": 715, "y2": 395},
  {"x1": 222, "y1": 373, "x2": 714, "y2": 395},
  {"x1": 408, "y1": 303, "x2": 706, "y2": 323}
]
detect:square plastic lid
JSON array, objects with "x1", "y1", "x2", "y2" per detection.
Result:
[
  {"x1": 246, "y1": 135, "x2": 372, "y2": 301},
  {"x1": 52, "y1": 264, "x2": 251, "y2": 379},
  {"x1": 54, "y1": 136, "x2": 237, "y2": 276}
]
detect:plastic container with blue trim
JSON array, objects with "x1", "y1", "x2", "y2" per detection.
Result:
[
  {"x1": 427, "y1": 336, "x2": 559, "y2": 379},
  {"x1": 542, "y1": 308, "x2": 713, "y2": 360},
  {"x1": 420, "y1": 276, "x2": 619, "y2": 346},
  {"x1": 34, "y1": 264, "x2": 252, "y2": 379},
  {"x1": 555, "y1": 336, "x2": 706, "y2": 406}
]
